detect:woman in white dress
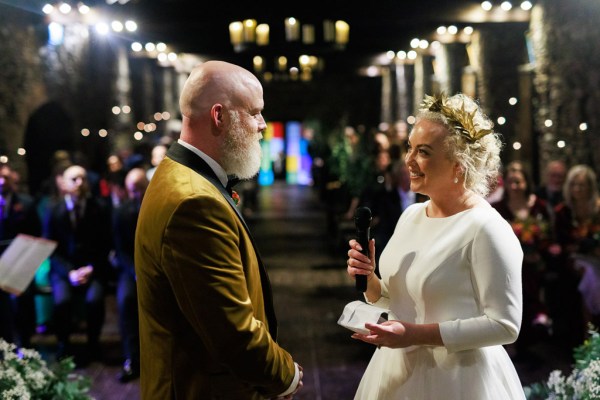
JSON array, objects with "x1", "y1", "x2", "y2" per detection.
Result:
[{"x1": 346, "y1": 93, "x2": 526, "y2": 399}]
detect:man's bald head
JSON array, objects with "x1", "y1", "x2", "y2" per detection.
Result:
[
  {"x1": 177, "y1": 60, "x2": 266, "y2": 175},
  {"x1": 125, "y1": 167, "x2": 149, "y2": 202},
  {"x1": 179, "y1": 61, "x2": 262, "y2": 119}
]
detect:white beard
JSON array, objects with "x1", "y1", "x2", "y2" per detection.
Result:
[{"x1": 221, "y1": 111, "x2": 262, "y2": 180}]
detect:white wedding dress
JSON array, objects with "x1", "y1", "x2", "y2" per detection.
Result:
[{"x1": 354, "y1": 201, "x2": 526, "y2": 400}]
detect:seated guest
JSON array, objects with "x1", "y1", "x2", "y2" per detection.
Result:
[
  {"x1": 112, "y1": 168, "x2": 148, "y2": 383},
  {"x1": 43, "y1": 165, "x2": 111, "y2": 362},
  {"x1": 0, "y1": 163, "x2": 41, "y2": 348}
]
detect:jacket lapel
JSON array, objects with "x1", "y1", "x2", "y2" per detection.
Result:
[{"x1": 166, "y1": 142, "x2": 278, "y2": 339}]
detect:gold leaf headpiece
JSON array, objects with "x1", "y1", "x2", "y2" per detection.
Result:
[{"x1": 419, "y1": 93, "x2": 493, "y2": 143}]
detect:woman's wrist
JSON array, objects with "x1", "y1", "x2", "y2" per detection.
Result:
[{"x1": 364, "y1": 277, "x2": 382, "y2": 303}]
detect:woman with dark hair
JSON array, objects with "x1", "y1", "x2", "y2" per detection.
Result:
[{"x1": 491, "y1": 161, "x2": 552, "y2": 361}]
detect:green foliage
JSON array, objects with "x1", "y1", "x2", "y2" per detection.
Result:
[
  {"x1": 574, "y1": 330, "x2": 600, "y2": 371},
  {"x1": 525, "y1": 327, "x2": 600, "y2": 399},
  {"x1": 0, "y1": 339, "x2": 91, "y2": 400}
]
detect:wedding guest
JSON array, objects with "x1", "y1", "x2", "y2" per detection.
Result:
[
  {"x1": 44, "y1": 165, "x2": 111, "y2": 362},
  {"x1": 535, "y1": 159, "x2": 567, "y2": 212},
  {"x1": 145, "y1": 143, "x2": 167, "y2": 181},
  {"x1": 112, "y1": 168, "x2": 148, "y2": 383},
  {"x1": 100, "y1": 154, "x2": 127, "y2": 208},
  {"x1": 485, "y1": 174, "x2": 504, "y2": 204},
  {"x1": 336, "y1": 126, "x2": 376, "y2": 221},
  {"x1": 346, "y1": 93, "x2": 525, "y2": 399},
  {"x1": 364, "y1": 160, "x2": 423, "y2": 264},
  {"x1": 491, "y1": 161, "x2": 552, "y2": 361},
  {"x1": 549, "y1": 164, "x2": 600, "y2": 352},
  {"x1": 0, "y1": 163, "x2": 41, "y2": 348}
]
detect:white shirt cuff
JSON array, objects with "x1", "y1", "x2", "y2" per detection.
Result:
[{"x1": 277, "y1": 362, "x2": 300, "y2": 397}]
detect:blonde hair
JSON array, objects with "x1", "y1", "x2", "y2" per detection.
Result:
[
  {"x1": 417, "y1": 93, "x2": 503, "y2": 197},
  {"x1": 563, "y1": 164, "x2": 599, "y2": 212}
]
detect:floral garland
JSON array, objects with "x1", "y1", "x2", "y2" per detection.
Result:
[{"x1": 420, "y1": 93, "x2": 493, "y2": 143}]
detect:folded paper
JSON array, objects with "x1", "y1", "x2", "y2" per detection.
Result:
[{"x1": 337, "y1": 300, "x2": 391, "y2": 335}]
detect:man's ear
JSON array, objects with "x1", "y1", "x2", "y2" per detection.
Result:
[{"x1": 211, "y1": 104, "x2": 224, "y2": 128}]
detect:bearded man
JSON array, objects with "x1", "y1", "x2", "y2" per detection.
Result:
[{"x1": 135, "y1": 61, "x2": 303, "y2": 400}]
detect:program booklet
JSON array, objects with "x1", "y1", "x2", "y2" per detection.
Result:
[{"x1": 0, "y1": 234, "x2": 57, "y2": 296}]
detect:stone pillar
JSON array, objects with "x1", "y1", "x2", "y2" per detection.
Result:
[
  {"x1": 468, "y1": 24, "x2": 528, "y2": 165},
  {"x1": 129, "y1": 57, "x2": 155, "y2": 126},
  {"x1": 436, "y1": 42, "x2": 468, "y2": 95},
  {"x1": 380, "y1": 65, "x2": 393, "y2": 124},
  {"x1": 516, "y1": 64, "x2": 538, "y2": 180},
  {"x1": 162, "y1": 67, "x2": 178, "y2": 119},
  {"x1": 413, "y1": 54, "x2": 434, "y2": 113},
  {"x1": 394, "y1": 62, "x2": 408, "y2": 122},
  {"x1": 114, "y1": 46, "x2": 133, "y2": 129},
  {"x1": 0, "y1": 6, "x2": 47, "y2": 184}
]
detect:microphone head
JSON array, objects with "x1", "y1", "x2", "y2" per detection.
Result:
[{"x1": 354, "y1": 207, "x2": 372, "y2": 229}]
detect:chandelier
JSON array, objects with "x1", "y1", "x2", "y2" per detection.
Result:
[{"x1": 228, "y1": 18, "x2": 349, "y2": 81}]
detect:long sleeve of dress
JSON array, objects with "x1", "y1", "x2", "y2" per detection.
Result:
[{"x1": 439, "y1": 214, "x2": 523, "y2": 353}]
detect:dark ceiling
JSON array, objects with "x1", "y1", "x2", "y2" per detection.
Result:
[
  {"x1": 112, "y1": 0, "x2": 481, "y2": 75},
  {"x1": 11, "y1": 0, "x2": 525, "y2": 123}
]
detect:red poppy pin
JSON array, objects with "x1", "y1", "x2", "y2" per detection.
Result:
[{"x1": 231, "y1": 190, "x2": 240, "y2": 206}]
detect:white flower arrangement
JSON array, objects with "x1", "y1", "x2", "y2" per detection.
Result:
[
  {"x1": 542, "y1": 359, "x2": 600, "y2": 399},
  {"x1": 526, "y1": 328, "x2": 600, "y2": 399},
  {"x1": 0, "y1": 339, "x2": 91, "y2": 400}
]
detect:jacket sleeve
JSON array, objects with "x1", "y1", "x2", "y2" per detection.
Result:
[{"x1": 162, "y1": 194, "x2": 296, "y2": 397}]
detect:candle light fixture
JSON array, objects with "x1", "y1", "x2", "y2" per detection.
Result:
[{"x1": 228, "y1": 17, "x2": 349, "y2": 81}]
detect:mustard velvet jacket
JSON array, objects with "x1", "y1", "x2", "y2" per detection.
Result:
[{"x1": 135, "y1": 142, "x2": 295, "y2": 399}]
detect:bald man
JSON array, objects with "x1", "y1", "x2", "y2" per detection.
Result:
[{"x1": 135, "y1": 61, "x2": 302, "y2": 399}]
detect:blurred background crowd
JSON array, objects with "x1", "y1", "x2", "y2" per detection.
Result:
[{"x1": 2, "y1": 119, "x2": 600, "y2": 385}]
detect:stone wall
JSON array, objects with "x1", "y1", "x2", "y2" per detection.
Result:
[
  {"x1": 474, "y1": 23, "x2": 529, "y2": 158},
  {"x1": 0, "y1": 7, "x2": 47, "y2": 178},
  {"x1": 530, "y1": 0, "x2": 600, "y2": 175}
]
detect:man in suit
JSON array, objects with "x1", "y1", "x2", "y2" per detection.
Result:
[
  {"x1": 44, "y1": 164, "x2": 111, "y2": 362},
  {"x1": 534, "y1": 159, "x2": 567, "y2": 213},
  {"x1": 135, "y1": 61, "x2": 303, "y2": 399},
  {"x1": 112, "y1": 168, "x2": 148, "y2": 383},
  {"x1": 0, "y1": 162, "x2": 41, "y2": 348}
]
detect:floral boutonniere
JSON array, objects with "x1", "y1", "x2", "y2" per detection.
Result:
[{"x1": 231, "y1": 190, "x2": 240, "y2": 206}]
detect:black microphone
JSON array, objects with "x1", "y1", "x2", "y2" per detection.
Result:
[{"x1": 354, "y1": 207, "x2": 372, "y2": 292}]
